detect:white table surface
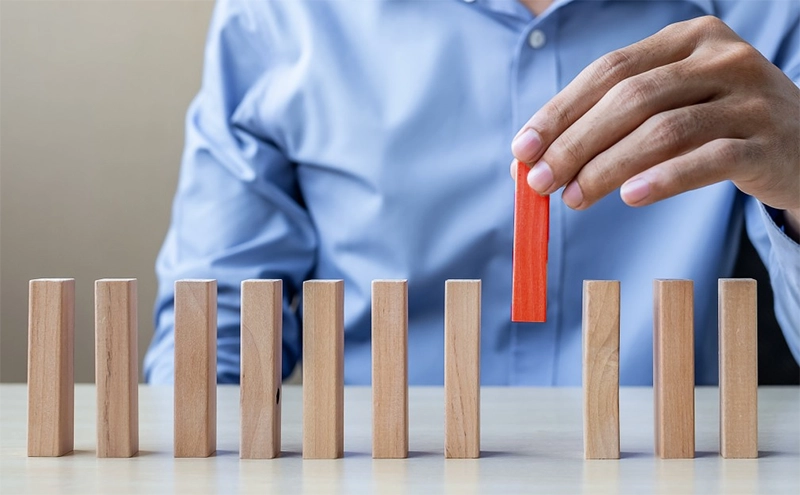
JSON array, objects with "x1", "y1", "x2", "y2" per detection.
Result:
[{"x1": 1, "y1": 385, "x2": 798, "y2": 494}]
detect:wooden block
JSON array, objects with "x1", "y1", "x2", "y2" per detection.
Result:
[
  {"x1": 371, "y1": 280, "x2": 409, "y2": 459},
  {"x1": 653, "y1": 279, "x2": 695, "y2": 459},
  {"x1": 95, "y1": 279, "x2": 139, "y2": 458},
  {"x1": 174, "y1": 279, "x2": 217, "y2": 458},
  {"x1": 240, "y1": 279, "x2": 282, "y2": 459},
  {"x1": 302, "y1": 280, "x2": 344, "y2": 459},
  {"x1": 511, "y1": 162, "x2": 549, "y2": 322},
  {"x1": 582, "y1": 280, "x2": 620, "y2": 460},
  {"x1": 444, "y1": 279, "x2": 481, "y2": 459},
  {"x1": 719, "y1": 278, "x2": 758, "y2": 459},
  {"x1": 27, "y1": 278, "x2": 75, "y2": 457}
]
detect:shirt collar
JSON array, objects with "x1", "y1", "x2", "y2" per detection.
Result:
[
  {"x1": 458, "y1": 0, "x2": 714, "y2": 19},
  {"x1": 472, "y1": 0, "x2": 571, "y2": 18}
]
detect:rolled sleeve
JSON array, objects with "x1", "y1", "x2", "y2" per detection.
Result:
[{"x1": 745, "y1": 197, "x2": 800, "y2": 363}]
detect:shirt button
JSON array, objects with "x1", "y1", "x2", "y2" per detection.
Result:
[
  {"x1": 464, "y1": 0, "x2": 476, "y2": 3},
  {"x1": 528, "y1": 29, "x2": 546, "y2": 49}
]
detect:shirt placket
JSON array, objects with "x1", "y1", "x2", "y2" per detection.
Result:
[{"x1": 509, "y1": 11, "x2": 565, "y2": 385}]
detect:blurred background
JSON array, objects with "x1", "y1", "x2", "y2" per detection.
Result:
[
  {"x1": 1, "y1": 0, "x2": 213, "y2": 383},
  {"x1": 0, "y1": 0, "x2": 796, "y2": 384}
]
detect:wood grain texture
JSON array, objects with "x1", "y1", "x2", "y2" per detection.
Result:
[
  {"x1": 653, "y1": 279, "x2": 695, "y2": 459},
  {"x1": 511, "y1": 162, "x2": 549, "y2": 323},
  {"x1": 582, "y1": 280, "x2": 620, "y2": 460},
  {"x1": 95, "y1": 279, "x2": 139, "y2": 458},
  {"x1": 174, "y1": 279, "x2": 217, "y2": 458},
  {"x1": 302, "y1": 280, "x2": 344, "y2": 459},
  {"x1": 719, "y1": 278, "x2": 758, "y2": 459},
  {"x1": 371, "y1": 280, "x2": 409, "y2": 459},
  {"x1": 240, "y1": 279, "x2": 282, "y2": 459},
  {"x1": 27, "y1": 278, "x2": 75, "y2": 457},
  {"x1": 444, "y1": 280, "x2": 481, "y2": 459}
]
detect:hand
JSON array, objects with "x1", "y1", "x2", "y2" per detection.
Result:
[{"x1": 510, "y1": 16, "x2": 800, "y2": 235}]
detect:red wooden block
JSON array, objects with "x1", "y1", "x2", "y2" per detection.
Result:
[{"x1": 512, "y1": 162, "x2": 549, "y2": 322}]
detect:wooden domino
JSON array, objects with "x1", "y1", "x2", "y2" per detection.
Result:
[
  {"x1": 27, "y1": 278, "x2": 75, "y2": 457},
  {"x1": 240, "y1": 279, "x2": 283, "y2": 459},
  {"x1": 653, "y1": 279, "x2": 695, "y2": 459},
  {"x1": 303, "y1": 280, "x2": 344, "y2": 459},
  {"x1": 371, "y1": 280, "x2": 409, "y2": 459},
  {"x1": 95, "y1": 278, "x2": 139, "y2": 458},
  {"x1": 719, "y1": 278, "x2": 758, "y2": 458},
  {"x1": 174, "y1": 279, "x2": 217, "y2": 458},
  {"x1": 444, "y1": 279, "x2": 481, "y2": 459},
  {"x1": 511, "y1": 162, "x2": 549, "y2": 322},
  {"x1": 582, "y1": 280, "x2": 620, "y2": 460},
  {"x1": 25, "y1": 274, "x2": 763, "y2": 464}
]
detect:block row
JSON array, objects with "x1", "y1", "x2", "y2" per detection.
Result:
[
  {"x1": 582, "y1": 279, "x2": 758, "y2": 460},
  {"x1": 26, "y1": 277, "x2": 757, "y2": 460},
  {"x1": 26, "y1": 278, "x2": 481, "y2": 459}
]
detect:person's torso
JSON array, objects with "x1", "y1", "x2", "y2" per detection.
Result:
[{"x1": 232, "y1": 0, "x2": 797, "y2": 384}]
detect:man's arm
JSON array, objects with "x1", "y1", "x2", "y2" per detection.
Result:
[
  {"x1": 510, "y1": 12, "x2": 800, "y2": 361},
  {"x1": 511, "y1": 16, "x2": 799, "y2": 218},
  {"x1": 144, "y1": 0, "x2": 316, "y2": 383},
  {"x1": 744, "y1": 14, "x2": 800, "y2": 361}
]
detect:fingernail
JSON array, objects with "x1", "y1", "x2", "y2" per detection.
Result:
[
  {"x1": 562, "y1": 181, "x2": 584, "y2": 208},
  {"x1": 512, "y1": 128, "x2": 543, "y2": 162},
  {"x1": 527, "y1": 161, "x2": 554, "y2": 193},
  {"x1": 621, "y1": 178, "x2": 650, "y2": 204}
]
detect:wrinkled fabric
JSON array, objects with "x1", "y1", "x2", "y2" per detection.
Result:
[{"x1": 145, "y1": 0, "x2": 800, "y2": 385}]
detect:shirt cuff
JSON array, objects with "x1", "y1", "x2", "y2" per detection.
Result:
[{"x1": 759, "y1": 202, "x2": 800, "y2": 271}]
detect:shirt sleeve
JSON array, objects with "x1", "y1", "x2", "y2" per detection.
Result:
[
  {"x1": 143, "y1": 0, "x2": 316, "y2": 384},
  {"x1": 743, "y1": 7, "x2": 800, "y2": 364},
  {"x1": 744, "y1": 197, "x2": 800, "y2": 363}
]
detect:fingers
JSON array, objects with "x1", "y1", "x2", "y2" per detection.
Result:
[
  {"x1": 620, "y1": 138, "x2": 752, "y2": 207},
  {"x1": 511, "y1": 20, "x2": 703, "y2": 165},
  {"x1": 562, "y1": 101, "x2": 738, "y2": 209},
  {"x1": 530, "y1": 60, "x2": 719, "y2": 196},
  {"x1": 511, "y1": 16, "x2": 753, "y2": 207}
]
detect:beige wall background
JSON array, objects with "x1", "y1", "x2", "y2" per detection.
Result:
[{"x1": 1, "y1": 0, "x2": 215, "y2": 383}]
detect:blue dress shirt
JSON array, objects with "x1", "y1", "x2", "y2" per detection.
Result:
[{"x1": 144, "y1": 0, "x2": 800, "y2": 385}]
